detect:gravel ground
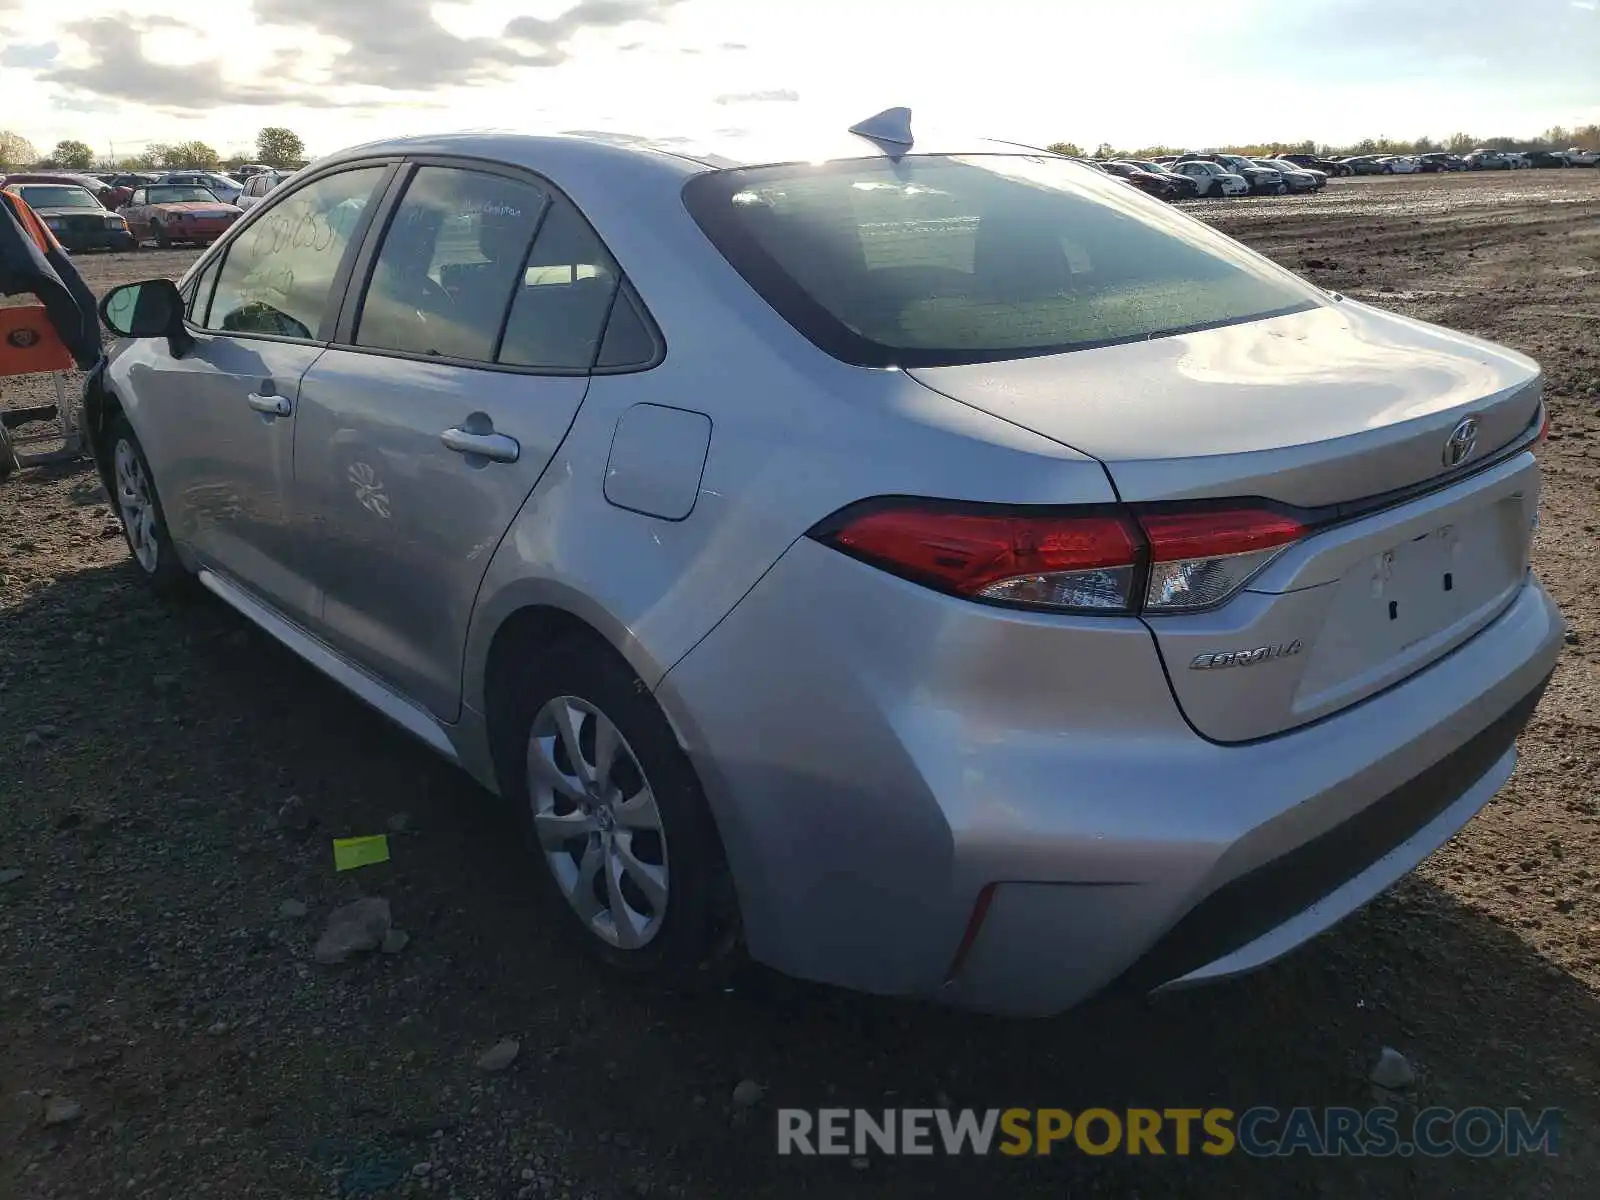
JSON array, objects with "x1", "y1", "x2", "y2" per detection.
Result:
[{"x1": 3, "y1": 171, "x2": 1600, "y2": 1199}]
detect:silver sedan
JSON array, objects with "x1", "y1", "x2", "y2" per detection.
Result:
[{"x1": 88, "y1": 111, "x2": 1562, "y2": 1014}]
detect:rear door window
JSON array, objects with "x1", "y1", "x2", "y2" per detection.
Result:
[
  {"x1": 353, "y1": 166, "x2": 551, "y2": 363},
  {"x1": 496, "y1": 197, "x2": 624, "y2": 371}
]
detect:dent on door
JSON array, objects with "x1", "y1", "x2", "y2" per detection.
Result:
[{"x1": 603, "y1": 403, "x2": 713, "y2": 521}]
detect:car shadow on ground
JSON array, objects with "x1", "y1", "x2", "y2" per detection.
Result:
[{"x1": 3, "y1": 557, "x2": 1595, "y2": 1199}]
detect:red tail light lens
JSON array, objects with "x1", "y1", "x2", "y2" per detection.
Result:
[
  {"x1": 1139, "y1": 509, "x2": 1305, "y2": 611},
  {"x1": 815, "y1": 502, "x2": 1306, "y2": 615},
  {"x1": 820, "y1": 505, "x2": 1143, "y2": 612}
]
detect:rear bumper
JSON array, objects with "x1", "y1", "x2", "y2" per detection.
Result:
[
  {"x1": 56, "y1": 229, "x2": 135, "y2": 253},
  {"x1": 659, "y1": 536, "x2": 1564, "y2": 1015}
]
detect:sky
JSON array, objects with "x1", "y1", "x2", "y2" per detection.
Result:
[{"x1": 0, "y1": 0, "x2": 1596, "y2": 161}]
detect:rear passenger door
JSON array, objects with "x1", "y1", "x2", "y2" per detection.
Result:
[{"x1": 291, "y1": 160, "x2": 630, "y2": 720}]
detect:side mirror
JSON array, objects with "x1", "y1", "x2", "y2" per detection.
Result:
[{"x1": 99, "y1": 280, "x2": 194, "y2": 357}]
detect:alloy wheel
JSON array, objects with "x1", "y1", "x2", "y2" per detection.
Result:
[
  {"x1": 113, "y1": 438, "x2": 159, "y2": 573},
  {"x1": 527, "y1": 695, "x2": 669, "y2": 950}
]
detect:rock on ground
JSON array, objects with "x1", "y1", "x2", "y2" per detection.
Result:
[
  {"x1": 1370, "y1": 1046, "x2": 1416, "y2": 1090},
  {"x1": 43, "y1": 1097, "x2": 84, "y2": 1126},
  {"x1": 313, "y1": 897, "x2": 392, "y2": 965},
  {"x1": 477, "y1": 1039, "x2": 520, "y2": 1072}
]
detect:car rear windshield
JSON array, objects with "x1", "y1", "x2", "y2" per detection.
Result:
[
  {"x1": 683, "y1": 154, "x2": 1317, "y2": 368},
  {"x1": 15, "y1": 186, "x2": 100, "y2": 209}
]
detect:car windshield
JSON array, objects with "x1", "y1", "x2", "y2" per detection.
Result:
[
  {"x1": 685, "y1": 154, "x2": 1318, "y2": 369},
  {"x1": 15, "y1": 186, "x2": 100, "y2": 209},
  {"x1": 148, "y1": 186, "x2": 221, "y2": 204}
]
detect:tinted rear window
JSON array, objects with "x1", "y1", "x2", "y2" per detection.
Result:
[{"x1": 684, "y1": 155, "x2": 1317, "y2": 368}]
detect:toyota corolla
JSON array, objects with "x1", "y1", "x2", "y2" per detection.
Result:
[{"x1": 86, "y1": 111, "x2": 1562, "y2": 1015}]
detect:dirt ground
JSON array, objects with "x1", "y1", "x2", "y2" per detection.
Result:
[{"x1": 3, "y1": 170, "x2": 1600, "y2": 1199}]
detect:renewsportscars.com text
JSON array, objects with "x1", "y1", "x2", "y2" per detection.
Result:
[{"x1": 777, "y1": 1106, "x2": 1560, "y2": 1158}]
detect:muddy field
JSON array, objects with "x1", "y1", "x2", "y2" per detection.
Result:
[{"x1": 3, "y1": 170, "x2": 1600, "y2": 1199}]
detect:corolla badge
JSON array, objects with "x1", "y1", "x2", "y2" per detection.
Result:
[
  {"x1": 1443, "y1": 417, "x2": 1479, "y2": 468},
  {"x1": 1190, "y1": 641, "x2": 1303, "y2": 670}
]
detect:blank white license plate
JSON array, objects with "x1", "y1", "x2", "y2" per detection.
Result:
[{"x1": 1348, "y1": 505, "x2": 1524, "y2": 657}]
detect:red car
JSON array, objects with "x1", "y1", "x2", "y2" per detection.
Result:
[{"x1": 121, "y1": 183, "x2": 242, "y2": 248}]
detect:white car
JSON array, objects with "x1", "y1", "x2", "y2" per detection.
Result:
[
  {"x1": 154, "y1": 171, "x2": 244, "y2": 204},
  {"x1": 1170, "y1": 160, "x2": 1250, "y2": 197},
  {"x1": 236, "y1": 169, "x2": 294, "y2": 211},
  {"x1": 1383, "y1": 156, "x2": 1423, "y2": 174},
  {"x1": 1502, "y1": 152, "x2": 1531, "y2": 170}
]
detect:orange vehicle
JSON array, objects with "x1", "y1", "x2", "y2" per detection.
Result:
[{"x1": 1, "y1": 187, "x2": 101, "y2": 476}]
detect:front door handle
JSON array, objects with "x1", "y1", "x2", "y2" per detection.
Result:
[
  {"x1": 246, "y1": 392, "x2": 292, "y2": 417},
  {"x1": 440, "y1": 427, "x2": 520, "y2": 464}
]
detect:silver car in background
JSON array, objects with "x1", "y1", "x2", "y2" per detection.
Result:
[
  {"x1": 88, "y1": 112, "x2": 1562, "y2": 1015},
  {"x1": 235, "y1": 169, "x2": 295, "y2": 211}
]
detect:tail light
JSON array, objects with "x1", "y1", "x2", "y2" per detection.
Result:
[
  {"x1": 813, "y1": 502, "x2": 1306, "y2": 616},
  {"x1": 1140, "y1": 509, "x2": 1305, "y2": 612},
  {"x1": 819, "y1": 505, "x2": 1142, "y2": 612}
]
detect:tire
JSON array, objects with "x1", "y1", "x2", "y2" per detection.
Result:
[
  {"x1": 0, "y1": 422, "x2": 18, "y2": 483},
  {"x1": 108, "y1": 415, "x2": 191, "y2": 596},
  {"x1": 154, "y1": 223, "x2": 170, "y2": 249},
  {"x1": 500, "y1": 636, "x2": 735, "y2": 978}
]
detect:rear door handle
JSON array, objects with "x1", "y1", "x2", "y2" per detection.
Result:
[
  {"x1": 440, "y1": 427, "x2": 520, "y2": 464},
  {"x1": 246, "y1": 392, "x2": 292, "y2": 417}
]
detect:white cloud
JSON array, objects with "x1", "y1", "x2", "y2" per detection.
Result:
[{"x1": 0, "y1": 0, "x2": 1594, "y2": 161}]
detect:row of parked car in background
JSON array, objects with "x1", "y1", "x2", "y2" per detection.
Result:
[
  {"x1": 4, "y1": 140, "x2": 1597, "y2": 255},
  {"x1": 1080, "y1": 144, "x2": 1599, "y2": 203},
  {"x1": 1322, "y1": 147, "x2": 1600, "y2": 174},
  {"x1": 0, "y1": 162, "x2": 297, "y2": 254},
  {"x1": 1082, "y1": 152, "x2": 1332, "y2": 201}
]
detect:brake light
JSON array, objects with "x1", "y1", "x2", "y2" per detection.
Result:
[
  {"x1": 820, "y1": 505, "x2": 1142, "y2": 612},
  {"x1": 1139, "y1": 509, "x2": 1305, "y2": 612},
  {"x1": 814, "y1": 502, "x2": 1305, "y2": 615},
  {"x1": 1536, "y1": 406, "x2": 1550, "y2": 446}
]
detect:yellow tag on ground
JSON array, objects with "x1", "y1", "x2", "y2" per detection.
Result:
[{"x1": 332, "y1": 835, "x2": 391, "y2": 871}]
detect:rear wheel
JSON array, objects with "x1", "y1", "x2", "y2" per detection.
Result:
[{"x1": 501, "y1": 637, "x2": 736, "y2": 978}]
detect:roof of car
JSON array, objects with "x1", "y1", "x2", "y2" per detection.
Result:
[
  {"x1": 2, "y1": 172, "x2": 103, "y2": 185},
  {"x1": 318, "y1": 115, "x2": 1055, "y2": 182}
]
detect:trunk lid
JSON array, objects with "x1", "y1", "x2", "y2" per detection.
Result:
[{"x1": 908, "y1": 301, "x2": 1544, "y2": 741}]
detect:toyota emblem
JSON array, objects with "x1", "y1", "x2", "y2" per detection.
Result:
[{"x1": 1443, "y1": 417, "x2": 1479, "y2": 468}]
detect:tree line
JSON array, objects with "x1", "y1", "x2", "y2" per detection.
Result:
[
  {"x1": 1046, "y1": 124, "x2": 1600, "y2": 161},
  {"x1": 0, "y1": 127, "x2": 308, "y2": 173},
  {"x1": 5, "y1": 121, "x2": 1599, "y2": 176}
]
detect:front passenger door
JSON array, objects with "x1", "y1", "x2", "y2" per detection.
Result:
[{"x1": 131, "y1": 165, "x2": 391, "y2": 618}]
